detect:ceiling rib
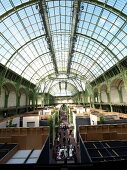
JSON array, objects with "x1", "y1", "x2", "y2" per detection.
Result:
[
  {"x1": 83, "y1": 0, "x2": 127, "y2": 20},
  {"x1": 38, "y1": 0, "x2": 58, "y2": 75},
  {"x1": 67, "y1": 0, "x2": 81, "y2": 75}
]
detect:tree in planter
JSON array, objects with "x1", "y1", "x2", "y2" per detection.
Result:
[
  {"x1": 54, "y1": 111, "x2": 59, "y2": 126},
  {"x1": 6, "y1": 118, "x2": 17, "y2": 127},
  {"x1": 99, "y1": 114, "x2": 105, "y2": 124},
  {"x1": 48, "y1": 116, "x2": 53, "y2": 146},
  {"x1": 69, "y1": 111, "x2": 73, "y2": 124}
]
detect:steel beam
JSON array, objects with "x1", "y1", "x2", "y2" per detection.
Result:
[{"x1": 67, "y1": 0, "x2": 81, "y2": 75}]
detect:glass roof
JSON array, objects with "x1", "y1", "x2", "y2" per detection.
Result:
[{"x1": 0, "y1": 0, "x2": 127, "y2": 96}]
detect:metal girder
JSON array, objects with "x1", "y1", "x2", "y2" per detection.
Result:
[
  {"x1": 77, "y1": 33, "x2": 120, "y2": 62},
  {"x1": 38, "y1": 0, "x2": 58, "y2": 74},
  {"x1": 83, "y1": 0, "x2": 127, "y2": 20},
  {"x1": 0, "y1": 0, "x2": 37, "y2": 21},
  {"x1": 74, "y1": 50, "x2": 105, "y2": 72},
  {"x1": 5, "y1": 35, "x2": 46, "y2": 67},
  {"x1": 1, "y1": 0, "x2": 126, "y2": 21},
  {"x1": 67, "y1": 0, "x2": 81, "y2": 75},
  {"x1": 36, "y1": 71, "x2": 84, "y2": 85},
  {"x1": 48, "y1": 81, "x2": 79, "y2": 94}
]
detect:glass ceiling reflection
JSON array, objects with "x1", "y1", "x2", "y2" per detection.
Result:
[{"x1": 0, "y1": 0, "x2": 127, "y2": 96}]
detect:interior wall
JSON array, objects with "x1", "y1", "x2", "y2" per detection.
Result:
[
  {"x1": 20, "y1": 93, "x2": 26, "y2": 106},
  {"x1": 8, "y1": 91, "x2": 16, "y2": 107},
  {"x1": 122, "y1": 86, "x2": 127, "y2": 104},
  {"x1": 110, "y1": 87, "x2": 120, "y2": 104},
  {"x1": 37, "y1": 95, "x2": 43, "y2": 106},
  {"x1": 23, "y1": 116, "x2": 39, "y2": 127},
  {"x1": 90, "y1": 114, "x2": 98, "y2": 125},
  {"x1": 101, "y1": 91, "x2": 108, "y2": 103}
]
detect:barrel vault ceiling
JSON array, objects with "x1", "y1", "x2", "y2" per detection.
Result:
[{"x1": 0, "y1": 0, "x2": 127, "y2": 96}]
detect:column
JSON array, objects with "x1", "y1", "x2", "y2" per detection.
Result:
[
  {"x1": 98, "y1": 87, "x2": 102, "y2": 109},
  {"x1": 4, "y1": 90, "x2": 9, "y2": 108},
  {"x1": 106, "y1": 82, "x2": 113, "y2": 112},
  {"x1": 32, "y1": 92, "x2": 36, "y2": 111},
  {"x1": 25, "y1": 89, "x2": 29, "y2": 112}
]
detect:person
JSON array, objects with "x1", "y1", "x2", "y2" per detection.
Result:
[
  {"x1": 59, "y1": 132, "x2": 61, "y2": 138},
  {"x1": 63, "y1": 136, "x2": 66, "y2": 144},
  {"x1": 67, "y1": 137, "x2": 70, "y2": 145},
  {"x1": 64, "y1": 157, "x2": 67, "y2": 164},
  {"x1": 59, "y1": 143, "x2": 61, "y2": 148},
  {"x1": 73, "y1": 145, "x2": 76, "y2": 152},
  {"x1": 69, "y1": 129, "x2": 72, "y2": 135},
  {"x1": 61, "y1": 150, "x2": 64, "y2": 159},
  {"x1": 67, "y1": 145, "x2": 70, "y2": 157},
  {"x1": 57, "y1": 137, "x2": 60, "y2": 145},
  {"x1": 77, "y1": 142, "x2": 79, "y2": 149},
  {"x1": 63, "y1": 131, "x2": 66, "y2": 136},
  {"x1": 73, "y1": 153, "x2": 77, "y2": 163},
  {"x1": 4, "y1": 112, "x2": 7, "y2": 118}
]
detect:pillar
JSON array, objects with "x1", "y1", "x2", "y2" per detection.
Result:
[
  {"x1": 106, "y1": 81, "x2": 113, "y2": 112},
  {"x1": 4, "y1": 90, "x2": 9, "y2": 108}
]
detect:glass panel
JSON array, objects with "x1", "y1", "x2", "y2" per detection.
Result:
[{"x1": 0, "y1": 0, "x2": 127, "y2": 96}]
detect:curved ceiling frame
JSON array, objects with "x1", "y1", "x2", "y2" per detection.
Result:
[
  {"x1": 0, "y1": 0, "x2": 127, "y2": 96},
  {"x1": 36, "y1": 71, "x2": 85, "y2": 93},
  {"x1": 1, "y1": 34, "x2": 46, "y2": 81},
  {"x1": 1, "y1": 33, "x2": 44, "y2": 81},
  {"x1": 71, "y1": 34, "x2": 120, "y2": 82},
  {"x1": 82, "y1": 0, "x2": 127, "y2": 20},
  {"x1": 22, "y1": 55, "x2": 55, "y2": 84},
  {"x1": 48, "y1": 80, "x2": 79, "y2": 96},
  {"x1": 26, "y1": 50, "x2": 100, "y2": 85},
  {"x1": 30, "y1": 61, "x2": 96, "y2": 89},
  {"x1": 77, "y1": 33, "x2": 120, "y2": 65},
  {"x1": 67, "y1": 0, "x2": 127, "y2": 77},
  {"x1": 0, "y1": 0, "x2": 37, "y2": 21},
  {"x1": 37, "y1": 77, "x2": 78, "y2": 95},
  {"x1": 36, "y1": 71, "x2": 88, "y2": 86},
  {"x1": 73, "y1": 2, "x2": 127, "y2": 75},
  {"x1": 71, "y1": 61, "x2": 97, "y2": 79},
  {"x1": 73, "y1": 50, "x2": 106, "y2": 72},
  {"x1": 1, "y1": 0, "x2": 127, "y2": 21},
  {"x1": 1, "y1": 2, "x2": 54, "y2": 86},
  {"x1": 5, "y1": 35, "x2": 46, "y2": 66},
  {"x1": 1, "y1": 31, "x2": 120, "y2": 88},
  {"x1": 1, "y1": 2, "x2": 124, "y2": 71}
]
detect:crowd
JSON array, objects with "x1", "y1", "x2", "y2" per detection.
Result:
[{"x1": 53, "y1": 111, "x2": 78, "y2": 164}]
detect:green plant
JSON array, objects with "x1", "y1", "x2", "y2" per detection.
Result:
[
  {"x1": 54, "y1": 111, "x2": 59, "y2": 126},
  {"x1": 6, "y1": 119, "x2": 17, "y2": 127},
  {"x1": 99, "y1": 114, "x2": 105, "y2": 124},
  {"x1": 48, "y1": 116, "x2": 53, "y2": 143}
]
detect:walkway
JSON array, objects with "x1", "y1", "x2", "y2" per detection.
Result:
[{"x1": 51, "y1": 110, "x2": 80, "y2": 164}]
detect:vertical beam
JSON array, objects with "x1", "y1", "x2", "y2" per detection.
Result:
[
  {"x1": 4, "y1": 93, "x2": 9, "y2": 109},
  {"x1": 98, "y1": 86, "x2": 102, "y2": 109},
  {"x1": 67, "y1": 0, "x2": 81, "y2": 74},
  {"x1": 38, "y1": 0, "x2": 58, "y2": 74},
  {"x1": 106, "y1": 81, "x2": 113, "y2": 112}
]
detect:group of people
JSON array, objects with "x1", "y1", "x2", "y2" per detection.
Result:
[
  {"x1": 56, "y1": 144, "x2": 77, "y2": 162},
  {"x1": 52, "y1": 109, "x2": 78, "y2": 164},
  {"x1": 53, "y1": 123, "x2": 77, "y2": 163}
]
